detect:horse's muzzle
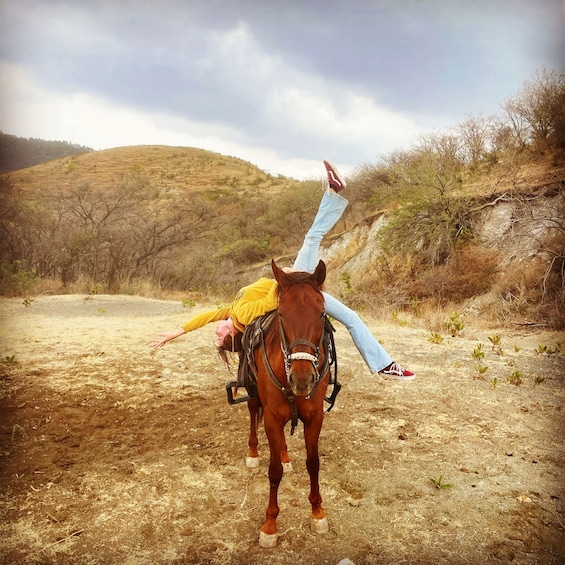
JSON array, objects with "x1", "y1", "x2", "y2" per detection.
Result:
[{"x1": 288, "y1": 368, "x2": 316, "y2": 397}]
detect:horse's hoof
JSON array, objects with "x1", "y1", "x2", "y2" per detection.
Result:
[
  {"x1": 310, "y1": 516, "x2": 329, "y2": 534},
  {"x1": 259, "y1": 531, "x2": 278, "y2": 548},
  {"x1": 282, "y1": 461, "x2": 293, "y2": 473},
  {"x1": 245, "y1": 456, "x2": 260, "y2": 469}
]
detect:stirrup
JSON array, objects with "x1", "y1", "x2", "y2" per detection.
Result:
[{"x1": 225, "y1": 381, "x2": 253, "y2": 404}]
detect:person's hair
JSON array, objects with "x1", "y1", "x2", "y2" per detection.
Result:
[{"x1": 216, "y1": 331, "x2": 243, "y2": 368}]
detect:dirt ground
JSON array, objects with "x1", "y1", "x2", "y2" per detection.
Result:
[{"x1": 0, "y1": 294, "x2": 564, "y2": 565}]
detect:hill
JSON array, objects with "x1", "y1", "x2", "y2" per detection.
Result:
[
  {"x1": 0, "y1": 132, "x2": 93, "y2": 174},
  {"x1": 4, "y1": 144, "x2": 297, "y2": 196}
]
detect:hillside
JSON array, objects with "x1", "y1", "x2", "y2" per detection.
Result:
[
  {"x1": 2, "y1": 142, "x2": 565, "y2": 328},
  {"x1": 5, "y1": 144, "x2": 296, "y2": 197},
  {"x1": 0, "y1": 132, "x2": 93, "y2": 174}
]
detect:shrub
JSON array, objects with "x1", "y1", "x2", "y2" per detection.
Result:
[
  {"x1": 410, "y1": 245, "x2": 500, "y2": 302},
  {"x1": 379, "y1": 196, "x2": 473, "y2": 268},
  {"x1": 213, "y1": 238, "x2": 270, "y2": 265},
  {"x1": 0, "y1": 260, "x2": 38, "y2": 296}
]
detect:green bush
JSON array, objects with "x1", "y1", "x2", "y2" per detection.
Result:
[{"x1": 0, "y1": 260, "x2": 38, "y2": 296}]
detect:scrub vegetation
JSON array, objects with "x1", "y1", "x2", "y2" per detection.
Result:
[{"x1": 1, "y1": 68, "x2": 564, "y2": 328}]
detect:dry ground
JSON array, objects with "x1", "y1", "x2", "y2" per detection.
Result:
[{"x1": 0, "y1": 295, "x2": 564, "y2": 565}]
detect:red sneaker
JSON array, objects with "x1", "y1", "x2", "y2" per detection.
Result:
[
  {"x1": 323, "y1": 160, "x2": 347, "y2": 192},
  {"x1": 379, "y1": 362, "x2": 415, "y2": 381}
]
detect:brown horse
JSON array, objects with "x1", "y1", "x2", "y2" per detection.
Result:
[{"x1": 245, "y1": 259, "x2": 333, "y2": 547}]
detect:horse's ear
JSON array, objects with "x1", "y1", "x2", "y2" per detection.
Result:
[
  {"x1": 272, "y1": 259, "x2": 287, "y2": 285},
  {"x1": 313, "y1": 260, "x2": 326, "y2": 287}
]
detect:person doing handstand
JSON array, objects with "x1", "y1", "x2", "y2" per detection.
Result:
[{"x1": 152, "y1": 160, "x2": 415, "y2": 381}]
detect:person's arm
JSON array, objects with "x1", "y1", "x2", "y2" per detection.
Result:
[
  {"x1": 152, "y1": 306, "x2": 231, "y2": 349},
  {"x1": 231, "y1": 283, "x2": 279, "y2": 329}
]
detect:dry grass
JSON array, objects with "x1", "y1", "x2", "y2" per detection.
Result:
[{"x1": 6, "y1": 145, "x2": 296, "y2": 198}]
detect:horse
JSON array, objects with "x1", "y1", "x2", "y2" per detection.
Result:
[{"x1": 244, "y1": 259, "x2": 334, "y2": 547}]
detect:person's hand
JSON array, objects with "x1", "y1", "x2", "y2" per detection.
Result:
[{"x1": 151, "y1": 329, "x2": 183, "y2": 349}]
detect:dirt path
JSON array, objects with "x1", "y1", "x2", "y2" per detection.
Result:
[{"x1": 1, "y1": 295, "x2": 564, "y2": 564}]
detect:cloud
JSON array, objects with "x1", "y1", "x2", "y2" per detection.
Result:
[
  {"x1": 1, "y1": 0, "x2": 561, "y2": 180},
  {"x1": 0, "y1": 62, "x2": 329, "y2": 179},
  {"x1": 184, "y1": 21, "x2": 424, "y2": 161},
  {"x1": 0, "y1": 15, "x2": 427, "y2": 179}
]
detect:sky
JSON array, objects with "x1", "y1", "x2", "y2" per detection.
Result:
[{"x1": 1, "y1": 0, "x2": 563, "y2": 180}]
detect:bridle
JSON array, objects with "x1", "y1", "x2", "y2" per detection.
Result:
[
  {"x1": 278, "y1": 313, "x2": 326, "y2": 384},
  {"x1": 260, "y1": 309, "x2": 334, "y2": 435}
]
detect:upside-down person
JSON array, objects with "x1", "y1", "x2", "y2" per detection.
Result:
[{"x1": 152, "y1": 160, "x2": 415, "y2": 381}]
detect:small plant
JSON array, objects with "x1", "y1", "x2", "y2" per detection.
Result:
[
  {"x1": 86, "y1": 283, "x2": 103, "y2": 300},
  {"x1": 429, "y1": 475, "x2": 452, "y2": 490},
  {"x1": 514, "y1": 344, "x2": 521, "y2": 353},
  {"x1": 488, "y1": 333, "x2": 504, "y2": 356},
  {"x1": 96, "y1": 308, "x2": 106, "y2": 315},
  {"x1": 491, "y1": 377, "x2": 499, "y2": 388},
  {"x1": 472, "y1": 343, "x2": 485, "y2": 361},
  {"x1": 22, "y1": 297, "x2": 34, "y2": 307},
  {"x1": 535, "y1": 344, "x2": 548, "y2": 355},
  {"x1": 488, "y1": 334, "x2": 501, "y2": 349},
  {"x1": 2, "y1": 355, "x2": 17, "y2": 365},
  {"x1": 534, "y1": 375, "x2": 546, "y2": 386},
  {"x1": 341, "y1": 271, "x2": 352, "y2": 293},
  {"x1": 428, "y1": 332, "x2": 443, "y2": 344},
  {"x1": 181, "y1": 298, "x2": 196, "y2": 308},
  {"x1": 444, "y1": 312, "x2": 464, "y2": 337},
  {"x1": 507, "y1": 371, "x2": 524, "y2": 386},
  {"x1": 391, "y1": 310, "x2": 410, "y2": 326},
  {"x1": 474, "y1": 364, "x2": 489, "y2": 380},
  {"x1": 410, "y1": 298, "x2": 422, "y2": 318}
]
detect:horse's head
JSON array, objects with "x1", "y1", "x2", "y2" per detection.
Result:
[{"x1": 272, "y1": 259, "x2": 326, "y2": 397}]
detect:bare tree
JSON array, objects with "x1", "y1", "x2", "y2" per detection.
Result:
[
  {"x1": 503, "y1": 68, "x2": 565, "y2": 153},
  {"x1": 2, "y1": 174, "x2": 224, "y2": 290},
  {"x1": 456, "y1": 114, "x2": 496, "y2": 167}
]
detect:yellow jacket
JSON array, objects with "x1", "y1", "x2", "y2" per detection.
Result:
[{"x1": 182, "y1": 278, "x2": 279, "y2": 333}]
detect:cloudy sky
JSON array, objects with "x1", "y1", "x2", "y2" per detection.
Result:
[{"x1": 1, "y1": 0, "x2": 563, "y2": 179}]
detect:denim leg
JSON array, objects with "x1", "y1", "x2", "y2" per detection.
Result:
[
  {"x1": 293, "y1": 191, "x2": 349, "y2": 273},
  {"x1": 323, "y1": 292, "x2": 392, "y2": 373}
]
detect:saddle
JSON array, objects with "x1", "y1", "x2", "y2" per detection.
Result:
[{"x1": 226, "y1": 311, "x2": 341, "y2": 411}]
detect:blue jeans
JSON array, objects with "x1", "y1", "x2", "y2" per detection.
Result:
[{"x1": 292, "y1": 191, "x2": 392, "y2": 373}]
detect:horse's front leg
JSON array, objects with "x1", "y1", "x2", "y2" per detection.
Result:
[
  {"x1": 259, "y1": 412, "x2": 286, "y2": 547},
  {"x1": 304, "y1": 411, "x2": 329, "y2": 534},
  {"x1": 246, "y1": 396, "x2": 260, "y2": 469}
]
